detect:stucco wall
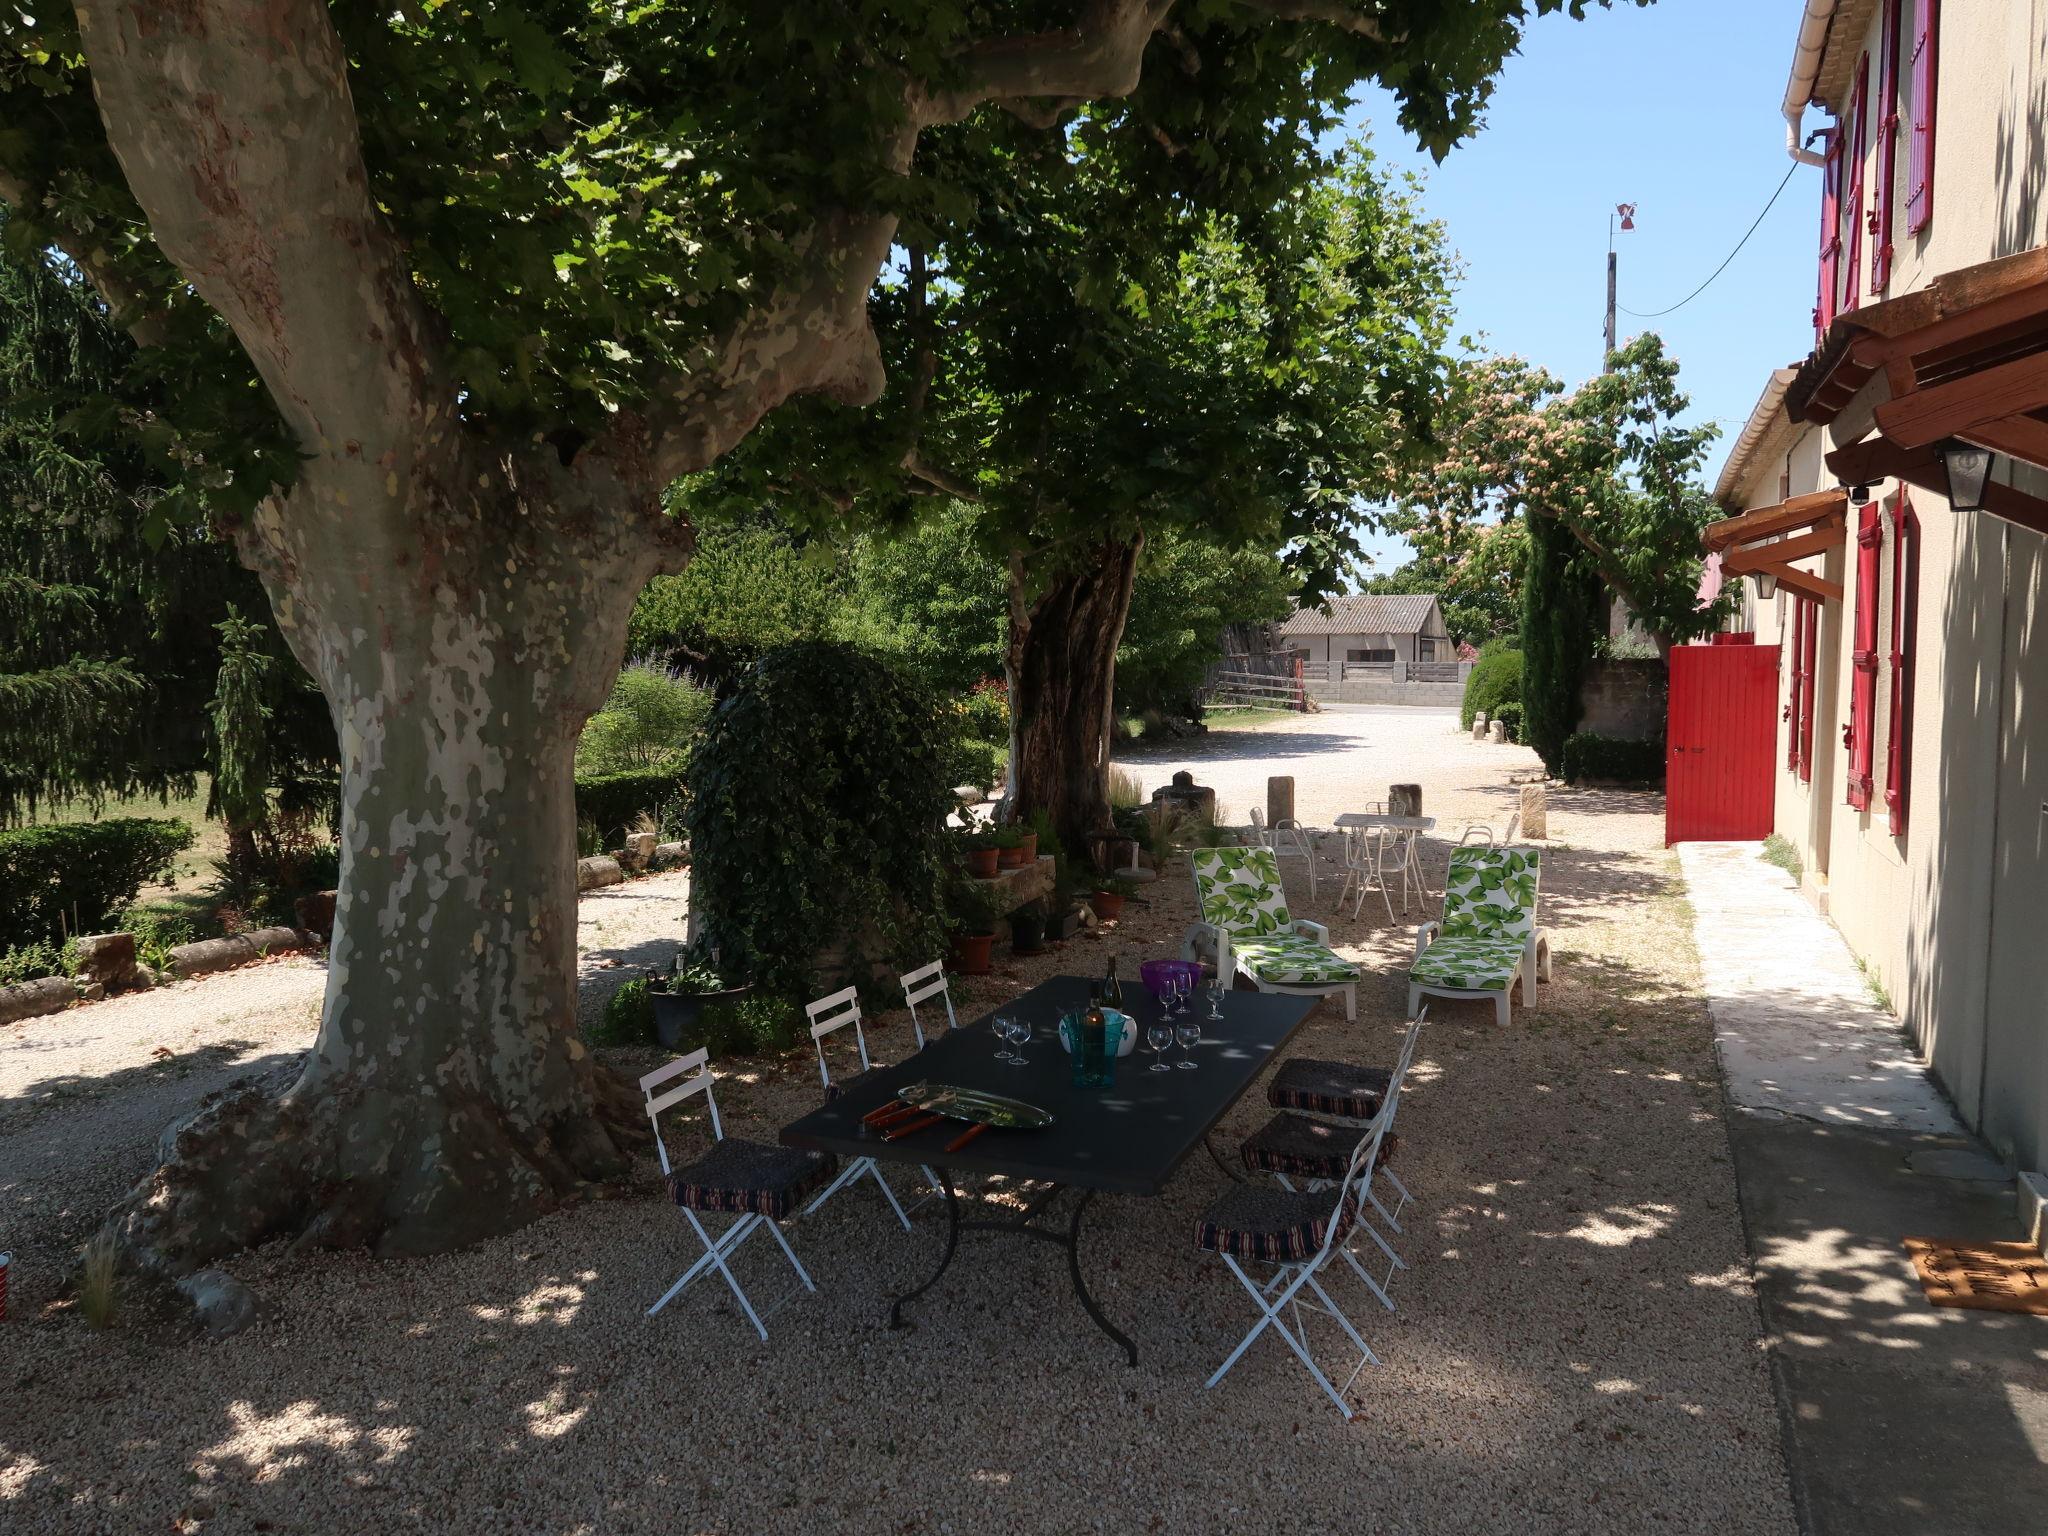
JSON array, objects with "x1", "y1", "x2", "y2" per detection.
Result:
[{"x1": 1578, "y1": 658, "x2": 1667, "y2": 741}]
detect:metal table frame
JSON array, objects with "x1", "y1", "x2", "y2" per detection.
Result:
[{"x1": 779, "y1": 976, "x2": 1316, "y2": 1364}]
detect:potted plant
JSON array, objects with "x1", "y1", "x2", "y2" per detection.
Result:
[
  {"x1": 1089, "y1": 874, "x2": 1138, "y2": 923},
  {"x1": 991, "y1": 824, "x2": 1030, "y2": 870},
  {"x1": 1009, "y1": 901, "x2": 1047, "y2": 956},
  {"x1": 648, "y1": 945, "x2": 752, "y2": 1050},
  {"x1": 957, "y1": 826, "x2": 1002, "y2": 880},
  {"x1": 948, "y1": 870, "x2": 1000, "y2": 975}
]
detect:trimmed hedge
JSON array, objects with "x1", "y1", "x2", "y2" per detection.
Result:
[
  {"x1": 1560, "y1": 733, "x2": 1666, "y2": 786},
  {"x1": 0, "y1": 818, "x2": 195, "y2": 948},
  {"x1": 1460, "y1": 649, "x2": 1523, "y2": 730},
  {"x1": 1493, "y1": 700, "x2": 1524, "y2": 742},
  {"x1": 574, "y1": 770, "x2": 685, "y2": 848}
]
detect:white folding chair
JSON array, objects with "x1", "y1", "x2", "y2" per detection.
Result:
[
  {"x1": 899, "y1": 959, "x2": 959, "y2": 1049},
  {"x1": 1248, "y1": 806, "x2": 1319, "y2": 905},
  {"x1": 640, "y1": 1049, "x2": 826, "y2": 1340},
  {"x1": 799, "y1": 985, "x2": 934, "y2": 1226},
  {"x1": 1336, "y1": 825, "x2": 1398, "y2": 924},
  {"x1": 1196, "y1": 1044, "x2": 1415, "y2": 1419}
]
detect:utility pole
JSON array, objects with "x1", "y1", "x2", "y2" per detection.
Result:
[{"x1": 1606, "y1": 203, "x2": 1635, "y2": 372}]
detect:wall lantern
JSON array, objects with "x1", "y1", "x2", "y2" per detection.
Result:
[
  {"x1": 1937, "y1": 440, "x2": 1996, "y2": 512},
  {"x1": 1750, "y1": 570, "x2": 1777, "y2": 599}
]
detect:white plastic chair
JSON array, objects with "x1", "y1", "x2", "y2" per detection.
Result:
[
  {"x1": 1248, "y1": 806, "x2": 1319, "y2": 905},
  {"x1": 799, "y1": 985, "x2": 932, "y2": 1226},
  {"x1": 1196, "y1": 1043, "x2": 1415, "y2": 1419},
  {"x1": 899, "y1": 959, "x2": 959, "y2": 1049},
  {"x1": 640, "y1": 1049, "x2": 823, "y2": 1340}
]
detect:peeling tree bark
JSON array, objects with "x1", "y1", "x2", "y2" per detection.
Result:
[{"x1": 1005, "y1": 537, "x2": 1141, "y2": 859}]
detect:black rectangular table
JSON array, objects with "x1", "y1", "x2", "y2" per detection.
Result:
[{"x1": 779, "y1": 974, "x2": 1317, "y2": 1363}]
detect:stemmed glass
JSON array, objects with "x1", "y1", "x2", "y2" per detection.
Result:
[
  {"x1": 1174, "y1": 1011, "x2": 1200, "y2": 1069},
  {"x1": 1170, "y1": 970, "x2": 1191, "y2": 1016},
  {"x1": 991, "y1": 1011, "x2": 1015, "y2": 1062},
  {"x1": 1208, "y1": 977, "x2": 1226, "y2": 1021},
  {"x1": 1006, "y1": 1014, "x2": 1032, "y2": 1066},
  {"x1": 1146, "y1": 1019, "x2": 1173, "y2": 1072}
]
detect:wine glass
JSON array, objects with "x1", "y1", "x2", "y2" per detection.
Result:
[
  {"x1": 1208, "y1": 977, "x2": 1226, "y2": 1021},
  {"x1": 991, "y1": 1012, "x2": 1014, "y2": 1062},
  {"x1": 1168, "y1": 970, "x2": 1188, "y2": 1016},
  {"x1": 1146, "y1": 1020, "x2": 1173, "y2": 1072},
  {"x1": 1007, "y1": 1015, "x2": 1032, "y2": 1066},
  {"x1": 1174, "y1": 1012, "x2": 1200, "y2": 1069}
]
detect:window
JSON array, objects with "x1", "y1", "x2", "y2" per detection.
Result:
[
  {"x1": 1847, "y1": 503, "x2": 1883, "y2": 811},
  {"x1": 1872, "y1": 0, "x2": 1903, "y2": 293},
  {"x1": 1885, "y1": 494, "x2": 1921, "y2": 836},
  {"x1": 1346, "y1": 648, "x2": 1395, "y2": 665},
  {"x1": 1906, "y1": 0, "x2": 1939, "y2": 234},
  {"x1": 1843, "y1": 54, "x2": 1869, "y2": 313},
  {"x1": 1817, "y1": 125, "x2": 1844, "y2": 335},
  {"x1": 1417, "y1": 638, "x2": 1437, "y2": 661}
]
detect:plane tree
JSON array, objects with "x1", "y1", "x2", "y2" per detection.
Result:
[{"x1": 0, "y1": 0, "x2": 1633, "y2": 1306}]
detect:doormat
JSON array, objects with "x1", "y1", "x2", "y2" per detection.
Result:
[{"x1": 1904, "y1": 1237, "x2": 2048, "y2": 1314}]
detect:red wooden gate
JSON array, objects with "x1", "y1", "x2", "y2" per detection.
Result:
[{"x1": 1665, "y1": 642, "x2": 1781, "y2": 845}]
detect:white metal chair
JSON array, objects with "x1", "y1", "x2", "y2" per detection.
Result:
[
  {"x1": 899, "y1": 959, "x2": 959, "y2": 1049},
  {"x1": 800, "y1": 985, "x2": 932, "y2": 1226},
  {"x1": 1240, "y1": 1014, "x2": 1426, "y2": 1313},
  {"x1": 1195, "y1": 1042, "x2": 1414, "y2": 1419},
  {"x1": 1247, "y1": 806, "x2": 1319, "y2": 905},
  {"x1": 640, "y1": 1049, "x2": 830, "y2": 1339},
  {"x1": 1336, "y1": 825, "x2": 1398, "y2": 923}
]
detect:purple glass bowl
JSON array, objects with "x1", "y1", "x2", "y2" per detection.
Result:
[{"x1": 1138, "y1": 958, "x2": 1203, "y2": 1004}]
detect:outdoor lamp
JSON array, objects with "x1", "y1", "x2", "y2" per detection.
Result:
[
  {"x1": 1751, "y1": 570, "x2": 1777, "y2": 600},
  {"x1": 1937, "y1": 440, "x2": 1996, "y2": 512}
]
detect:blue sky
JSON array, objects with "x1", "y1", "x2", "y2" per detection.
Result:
[{"x1": 1342, "y1": 0, "x2": 1819, "y2": 575}]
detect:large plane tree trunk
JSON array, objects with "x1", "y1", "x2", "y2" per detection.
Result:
[
  {"x1": 106, "y1": 436, "x2": 688, "y2": 1295},
  {"x1": 1005, "y1": 536, "x2": 1141, "y2": 861}
]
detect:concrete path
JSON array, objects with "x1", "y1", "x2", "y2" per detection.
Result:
[{"x1": 1680, "y1": 841, "x2": 2048, "y2": 1536}]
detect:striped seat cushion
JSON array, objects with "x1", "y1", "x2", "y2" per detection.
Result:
[
  {"x1": 1194, "y1": 1184, "x2": 1352, "y2": 1264},
  {"x1": 667, "y1": 1137, "x2": 838, "y2": 1221},
  {"x1": 1267, "y1": 1056, "x2": 1390, "y2": 1118},
  {"x1": 1240, "y1": 1111, "x2": 1399, "y2": 1183}
]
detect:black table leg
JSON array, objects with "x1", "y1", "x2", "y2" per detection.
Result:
[
  {"x1": 889, "y1": 1166, "x2": 960, "y2": 1331},
  {"x1": 886, "y1": 1172, "x2": 1136, "y2": 1366},
  {"x1": 1202, "y1": 1129, "x2": 1246, "y2": 1183},
  {"x1": 1065, "y1": 1188, "x2": 1137, "y2": 1367}
]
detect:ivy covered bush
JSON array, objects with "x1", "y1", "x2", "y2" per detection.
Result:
[
  {"x1": 684, "y1": 641, "x2": 954, "y2": 1005},
  {"x1": 0, "y1": 818, "x2": 194, "y2": 948},
  {"x1": 1459, "y1": 648, "x2": 1523, "y2": 731}
]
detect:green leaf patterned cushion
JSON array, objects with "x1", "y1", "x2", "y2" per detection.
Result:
[
  {"x1": 1234, "y1": 933, "x2": 1361, "y2": 986},
  {"x1": 1410, "y1": 933, "x2": 1526, "y2": 992},
  {"x1": 1440, "y1": 846, "x2": 1540, "y2": 942},
  {"x1": 1190, "y1": 846, "x2": 1292, "y2": 938}
]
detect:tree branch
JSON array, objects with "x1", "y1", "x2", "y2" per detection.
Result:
[
  {"x1": 1233, "y1": 0, "x2": 1387, "y2": 39},
  {"x1": 916, "y1": 0, "x2": 1180, "y2": 128},
  {"x1": 71, "y1": 0, "x2": 439, "y2": 454}
]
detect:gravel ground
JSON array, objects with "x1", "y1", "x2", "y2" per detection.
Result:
[{"x1": 0, "y1": 714, "x2": 1794, "y2": 1535}]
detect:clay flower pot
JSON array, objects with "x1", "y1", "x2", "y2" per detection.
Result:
[
  {"x1": 997, "y1": 840, "x2": 1030, "y2": 870},
  {"x1": 965, "y1": 846, "x2": 1001, "y2": 879},
  {"x1": 951, "y1": 930, "x2": 996, "y2": 975},
  {"x1": 1089, "y1": 889, "x2": 1126, "y2": 923}
]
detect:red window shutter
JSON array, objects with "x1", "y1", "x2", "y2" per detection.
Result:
[
  {"x1": 1847, "y1": 504, "x2": 1882, "y2": 810},
  {"x1": 1906, "y1": 0, "x2": 1939, "y2": 234},
  {"x1": 1872, "y1": 0, "x2": 1903, "y2": 292},
  {"x1": 1843, "y1": 55, "x2": 1869, "y2": 312},
  {"x1": 1885, "y1": 495, "x2": 1920, "y2": 836},
  {"x1": 1786, "y1": 598, "x2": 1806, "y2": 772},
  {"x1": 1798, "y1": 597, "x2": 1819, "y2": 784},
  {"x1": 1817, "y1": 125, "x2": 1844, "y2": 336}
]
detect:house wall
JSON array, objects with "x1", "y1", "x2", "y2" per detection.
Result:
[
  {"x1": 1578, "y1": 659, "x2": 1667, "y2": 741},
  {"x1": 1279, "y1": 630, "x2": 1448, "y2": 666}
]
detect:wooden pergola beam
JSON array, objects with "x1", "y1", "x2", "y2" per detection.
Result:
[
  {"x1": 1961, "y1": 413, "x2": 2048, "y2": 468},
  {"x1": 1722, "y1": 525, "x2": 1841, "y2": 573},
  {"x1": 1702, "y1": 488, "x2": 1848, "y2": 551},
  {"x1": 1825, "y1": 435, "x2": 2048, "y2": 540},
  {"x1": 1873, "y1": 348, "x2": 2048, "y2": 449},
  {"x1": 1756, "y1": 562, "x2": 1844, "y2": 604}
]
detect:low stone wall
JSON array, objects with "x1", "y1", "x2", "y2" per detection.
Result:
[
  {"x1": 1310, "y1": 677, "x2": 1466, "y2": 708},
  {"x1": 1578, "y1": 658, "x2": 1668, "y2": 741}
]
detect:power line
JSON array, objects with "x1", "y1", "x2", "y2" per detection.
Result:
[{"x1": 1617, "y1": 160, "x2": 1802, "y2": 320}]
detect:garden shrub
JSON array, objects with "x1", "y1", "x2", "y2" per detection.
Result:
[
  {"x1": 1493, "y1": 700, "x2": 1524, "y2": 742},
  {"x1": 1459, "y1": 649, "x2": 1523, "y2": 730},
  {"x1": 1560, "y1": 732, "x2": 1666, "y2": 786},
  {"x1": 1520, "y1": 514, "x2": 1602, "y2": 773},
  {"x1": 590, "y1": 977, "x2": 655, "y2": 1047},
  {"x1": 117, "y1": 896, "x2": 221, "y2": 965},
  {"x1": 0, "y1": 818, "x2": 194, "y2": 948},
  {"x1": 576, "y1": 660, "x2": 713, "y2": 775},
  {"x1": 574, "y1": 770, "x2": 687, "y2": 847},
  {"x1": 0, "y1": 939, "x2": 67, "y2": 986},
  {"x1": 684, "y1": 641, "x2": 953, "y2": 1005},
  {"x1": 697, "y1": 992, "x2": 804, "y2": 1057}
]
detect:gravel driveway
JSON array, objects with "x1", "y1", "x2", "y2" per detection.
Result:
[{"x1": 0, "y1": 714, "x2": 1794, "y2": 1535}]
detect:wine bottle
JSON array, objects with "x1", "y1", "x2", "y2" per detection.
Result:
[{"x1": 1103, "y1": 954, "x2": 1124, "y2": 1011}]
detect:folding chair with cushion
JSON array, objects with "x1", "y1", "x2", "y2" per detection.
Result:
[
  {"x1": 800, "y1": 985, "x2": 937, "y2": 1226},
  {"x1": 1182, "y1": 846, "x2": 1359, "y2": 1021},
  {"x1": 899, "y1": 959, "x2": 959, "y2": 1049},
  {"x1": 1242, "y1": 1016, "x2": 1426, "y2": 1312},
  {"x1": 641, "y1": 1048, "x2": 833, "y2": 1340},
  {"x1": 1195, "y1": 1043, "x2": 1414, "y2": 1419},
  {"x1": 1408, "y1": 845, "x2": 1551, "y2": 1027}
]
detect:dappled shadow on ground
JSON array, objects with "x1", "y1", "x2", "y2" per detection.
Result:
[
  {"x1": 0, "y1": 790, "x2": 1793, "y2": 1534},
  {"x1": 1120, "y1": 729, "x2": 1376, "y2": 766}
]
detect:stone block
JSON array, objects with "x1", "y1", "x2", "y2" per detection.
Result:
[
  {"x1": 71, "y1": 931, "x2": 135, "y2": 985},
  {"x1": 1518, "y1": 782, "x2": 1549, "y2": 840},
  {"x1": 0, "y1": 975, "x2": 77, "y2": 1025},
  {"x1": 620, "y1": 831, "x2": 657, "y2": 871},
  {"x1": 294, "y1": 889, "x2": 338, "y2": 940},
  {"x1": 651, "y1": 840, "x2": 688, "y2": 869},
  {"x1": 1471, "y1": 715, "x2": 1489, "y2": 742},
  {"x1": 576, "y1": 856, "x2": 625, "y2": 891},
  {"x1": 164, "y1": 927, "x2": 304, "y2": 980},
  {"x1": 1267, "y1": 776, "x2": 1295, "y2": 828},
  {"x1": 1488, "y1": 720, "x2": 1506, "y2": 744},
  {"x1": 1389, "y1": 783, "x2": 1422, "y2": 819}
]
